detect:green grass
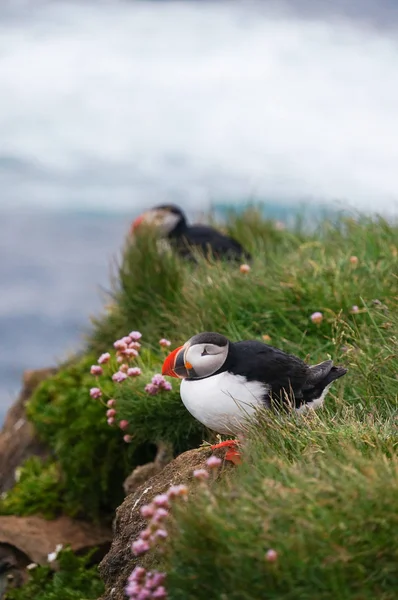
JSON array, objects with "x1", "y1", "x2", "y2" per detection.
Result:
[
  {"x1": 90, "y1": 212, "x2": 396, "y2": 361},
  {"x1": 0, "y1": 457, "x2": 63, "y2": 519},
  {"x1": 0, "y1": 354, "x2": 134, "y2": 521},
  {"x1": 4, "y1": 547, "x2": 104, "y2": 600},
  {"x1": 165, "y1": 414, "x2": 398, "y2": 600},
  {"x1": 2, "y1": 208, "x2": 397, "y2": 598},
  {"x1": 87, "y1": 208, "x2": 397, "y2": 599},
  {"x1": 0, "y1": 348, "x2": 205, "y2": 522}
]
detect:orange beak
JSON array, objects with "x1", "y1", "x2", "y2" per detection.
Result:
[
  {"x1": 130, "y1": 214, "x2": 145, "y2": 234},
  {"x1": 162, "y1": 345, "x2": 188, "y2": 379}
]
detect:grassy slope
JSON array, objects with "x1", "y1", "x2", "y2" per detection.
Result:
[
  {"x1": 3, "y1": 208, "x2": 397, "y2": 598},
  {"x1": 157, "y1": 212, "x2": 398, "y2": 600},
  {"x1": 88, "y1": 209, "x2": 397, "y2": 599}
]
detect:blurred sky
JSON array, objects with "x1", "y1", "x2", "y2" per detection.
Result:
[{"x1": 0, "y1": 0, "x2": 397, "y2": 418}]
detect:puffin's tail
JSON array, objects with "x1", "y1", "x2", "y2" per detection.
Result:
[{"x1": 302, "y1": 360, "x2": 347, "y2": 404}]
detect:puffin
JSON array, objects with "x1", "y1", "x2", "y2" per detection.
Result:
[
  {"x1": 131, "y1": 204, "x2": 250, "y2": 262},
  {"x1": 162, "y1": 332, "x2": 347, "y2": 463}
]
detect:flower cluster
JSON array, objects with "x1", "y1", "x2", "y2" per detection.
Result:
[
  {"x1": 126, "y1": 484, "x2": 188, "y2": 599},
  {"x1": 126, "y1": 567, "x2": 167, "y2": 600},
  {"x1": 145, "y1": 374, "x2": 172, "y2": 395},
  {"x1": 112, "y1": 331, "x2": 142, "y2": 374},
  {"x1": 133, "y1": 485, "x2": 188, "y2": 557},
  {"x1": 89, "y1": 330, "x2": 173, "y2": 440}
]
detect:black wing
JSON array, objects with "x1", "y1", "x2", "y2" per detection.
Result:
[
  {"x1": 171, "y1": 224, "x2": 250, "y2": 262},
  {"x1": 228, "y1": 341, "x2": 310, "y2": 406}
]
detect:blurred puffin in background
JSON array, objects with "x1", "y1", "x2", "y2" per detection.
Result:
[
  {"x1": 162, "y1": 332, "x2": 347, "y2": 464},
  {"x1": 131, "y1": 204, "x2": 251, "y2": 262}
]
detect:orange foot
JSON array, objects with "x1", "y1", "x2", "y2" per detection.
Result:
[{"x1": 211, "y1": 439, "x2": 242, "y2": 465}]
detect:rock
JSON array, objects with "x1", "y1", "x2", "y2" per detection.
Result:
[
  {"x1": 0, "y1": 514, "x2": 112, "y2": 566},
  {"x1": 0, "y1": 368, "x2": 56, "y2": 494},
  {"x1": 123, "y1": 441, "x2": 174, "y2": 495},
  {"x1": 99, "y1": 446, "x2": 232, "y2": 600}
]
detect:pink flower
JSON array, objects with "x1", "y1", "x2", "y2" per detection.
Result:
[
  {"x1": 124, "y1": 348, "x2": 139, "y2": 358},
  {"x1": 265, "y1": 549, "x2": 278, "y2": 562},
  {"x1": 147, "y1": 572, "x2": 166, "y2": 589},
  {"x1": 112, "y1": 371, "x2": 128, "y2": 383},
  {"x1": 129, "y1": 341, "x2": 141, "y2": 350},
  {"x1": 125, "y1": 582, "x2": 141, "y2": 598},
  {"x1": 122, "y1": 336, "x2": 133, "y2": 345},
  {"x1": 90, "y1": 387, "x2": 102, "y2": 399},
  {"x1": 126, "y1": 569, "x2": 167, "y2": 600},
  {"x1": 130, "y1": 567, "x2": 146, "y2": 583},
  {"x1": 153, "y1": 494, "x2": 170, "y2": 508},
  {"x1": 193, "y1": 468, "x2": 209, "y2": 480},
  {"x1": 107, "y1": 417, "x2": 115, "y2": 426},
  {"x1": 240, "y1": 263, "x2": 251, "y2": 274},
  {"x1": 350, "y1": 255, "x2": 359, "y2": 266},
  {"x1": 159, "y1": 338, "x2": 171, "y2": 347},
  {"x1": 106, "y1": 408, "x2": 116, "y2": 418},
  {"x1": 154, "y1": 529, "x2": 168, "y2": 539},
  {"x1": 351, "y1": 305, "x2": 359, "y2": 313},
  {"x1": 117, "y1": 356, "x2": 124, "y2": 363},
  {"x1": 167, "y1": 484, "x2": 188, "y2": 498},
  {"x1": 140, "y1": 527, "x2": 152, "y2": 540},
  {"x1": 119, "y1": 364, "x2": 129, "y2": 373},
  {"x1": 128, "y1": 367, "x2": 141, "y2": 377},
  {"x1": 98, "y1": 352, "x2": 111, "y2": 364},
  {"x1": 145, "y1": 374, "x2": 172, "y2": 395},
  {"x1": 145, "y1": 383, "x2": 159, "y2": 396},
  {"x1": 132, "y1": 539, "x2": 150, "y2": 556},
  {"x1": 310, "y1": 311, "x2": 323, "y2": 324},
  {"x1": 90, "y1": 365, "x2": 103, "y2": 376},
  {"x1": 123, "y1": 435, "x2": 133, "y2": 443},
  {"x1": 140, "y1": 504, "x2": 155, "y2": 519},
  {"x1": 206, "y1": 455, "x2": 222, "y2": 469},
  {"x1": 151, "y1": 374, "x2": 165, "y2": 386},
  {"x1": 107, "y1": 399, "x2": 116, "y2": 407},
  {"x1": 153, "y1": 508, "x2": 169, "y2": 521},
  {"x1": 129, "y1": 331, "x2": 142, "y2": 341},
  {"x1": 119, "y1": 420, "x2": 129, "y2": 430},
  {"x1": 114, "y1": 339, "x2": 127, "y2": 351}
]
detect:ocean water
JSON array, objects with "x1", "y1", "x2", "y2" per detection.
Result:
[
  {"x1": 0, "y1": 210, "x2": 131, "y2": 419},
  {"x1": 1, "y1": 0, "x2": 398, "y2": 419}
]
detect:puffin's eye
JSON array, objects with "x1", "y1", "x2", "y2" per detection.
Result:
[{"x1": 201, "y1": 348, "x2": 208, "y2": 356}]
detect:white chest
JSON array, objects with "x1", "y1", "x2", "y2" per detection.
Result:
[{"x1": 180, "y1": 372, "x2": 268, "y2": 435}]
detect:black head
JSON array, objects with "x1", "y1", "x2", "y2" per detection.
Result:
[
  {"x1": 131, "y1": 204, "x2": 187, "y2": 235},
  {"x1": 162, "y1": 332, "x2": 230, "y2": 380}
]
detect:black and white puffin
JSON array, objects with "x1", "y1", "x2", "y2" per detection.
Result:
[
  {"x1": 162, "y1": 332, "x2": 347, "y2": 463},
  {"x1": 131, "y1": 204, "x2": 250, "y2": 262}
]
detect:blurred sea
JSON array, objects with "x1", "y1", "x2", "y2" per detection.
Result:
[
  {"x1": 0, "y1": 210, "x2": 129, "y2": 420},
  {"x1": 1, "y1": 0, "x2": 398, "y2": 419}
]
